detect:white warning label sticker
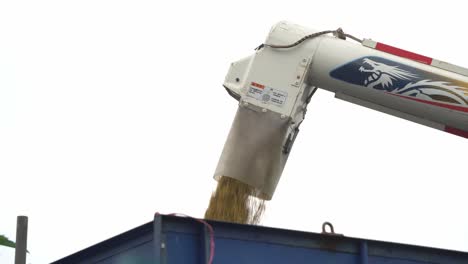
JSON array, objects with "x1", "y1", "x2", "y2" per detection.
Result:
[{"x1": 247, "y1": 82, "x2": 288, "y2": 107}]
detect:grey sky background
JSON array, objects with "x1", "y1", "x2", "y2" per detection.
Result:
[{"x1": 1, "y1": 1, "x2": 467, "y2": 263}]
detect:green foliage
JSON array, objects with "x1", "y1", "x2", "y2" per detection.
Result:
[{"x1": 0, "y1": 235, "x2": 16, "y2": 249}]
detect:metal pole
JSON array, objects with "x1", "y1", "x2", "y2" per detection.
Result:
[
  {"x1": 14, "y1": 216, "x2": 28, "y2": 264},
  {"x1": 360, "y1": 241, "x2": 368, "y2": 264}
]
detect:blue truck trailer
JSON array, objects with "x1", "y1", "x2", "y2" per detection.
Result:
[{"x1": 52, "y1": 214, "x2": 468, "y2": 264}]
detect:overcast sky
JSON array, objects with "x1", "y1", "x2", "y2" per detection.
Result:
[{"x1": 1, "y1": 1, "x2": 468, "y2": 263}]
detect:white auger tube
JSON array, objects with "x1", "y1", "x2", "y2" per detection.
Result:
[{"x1": 215, "y1": 21, "x2": 468, "y2": 200}]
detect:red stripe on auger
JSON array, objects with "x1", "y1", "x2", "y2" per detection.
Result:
[
  {"x1": 390, "y1": 93, "x2": 468, "y2": 113},
  {"x1": 375, "y1": 42, "x2": 433, "y2": 65},
  {"x1": 445, "y1": 126, "x2": 468, "y2": 139}
]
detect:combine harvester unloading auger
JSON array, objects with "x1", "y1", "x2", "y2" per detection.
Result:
[
  {"x1": 205, "y1": 21, "x2": 468, "y2": 223},
  {"x1": 53, "y1": 21, "x2": 468, "y2": 264}
]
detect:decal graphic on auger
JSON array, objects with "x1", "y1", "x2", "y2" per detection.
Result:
[{"x1": 330, "y1": 56, "x2": 468, "y2": 111}]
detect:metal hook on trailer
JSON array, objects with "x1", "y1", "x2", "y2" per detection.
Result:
[{"x1": 321, "y1": 222, "x2": 344, "y2": 236}]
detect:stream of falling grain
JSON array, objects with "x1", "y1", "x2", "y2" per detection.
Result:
[{"x1": 204, "y1": 177, "x2": 266, "y2": 225}]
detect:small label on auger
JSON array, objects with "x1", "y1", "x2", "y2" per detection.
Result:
[{"x1": 247, "y1": 82, "x2": 288, "y2": 107}]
